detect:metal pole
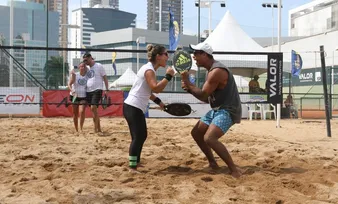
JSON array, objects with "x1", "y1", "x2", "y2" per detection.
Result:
[
  {"x1": 271, "y1": 6, "x2": 274, "y2": 52},
  {"x1": 288, "y1": 72, "x2": 291, "y2": 96},
  {"x1": 197, "y1": 0, "x2": 201, "y2": 87},
  {"x1": 46, "y1": 0, "x2": 49, "y2": 77},
  {"x1": 63, "y1": 55, "x2": 65, "y2": 86},
  {"x1": 198, "y1": 0, "x2": 201, "y2": 43},
  {"x1": 277, "y1": 1, "x2": 281, "y2": 52},
  {"x1": 332, "y1": 51, "x2": 335, "y2": 118},
  {"x1": 159, "y1": 0, "x2": 162, "y2": 31},
  {"x1": 208, "y1": 1, "x2": 212, "y2": 36},
  {"x1": 24, "y1": 40, "x2": 27, "y2": 87},
  {"x1": 320, "y1": 45, "x2": 331, "y2": 137},
  {"x1": 276, "y1": 0, "x2": 282, "y2": 128},
  {"x1": 136, "y1": 38, "x2": 139, "y2": 72},
  {"x1": 9, "y1": 0, "x2": 13, "y2": 87}
]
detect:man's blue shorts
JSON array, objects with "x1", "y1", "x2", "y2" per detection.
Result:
[{"x1": 200, "y1": 109, "x2": 233, "y2": 134}]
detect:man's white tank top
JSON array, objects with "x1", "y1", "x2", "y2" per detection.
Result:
[{"x1": 124, "y1": 62, "x2": 155, "y2": 113}]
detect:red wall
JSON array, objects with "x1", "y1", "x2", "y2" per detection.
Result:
[{"x1": 42, "y1": 90, "x2": 123, "y2": 117}]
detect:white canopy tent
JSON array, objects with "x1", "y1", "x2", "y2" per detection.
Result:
[
  {"x1": 109, "y1": 67, "x2": 137, "y2": 88},
  {"x1": 234, "y1": 75, "x2": 249, "y2": 90},
  {"x1": 203, "y1": 11, "x2": 269, "y2": 78}
]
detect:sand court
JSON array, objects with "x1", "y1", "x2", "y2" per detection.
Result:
[{"x1": 0, "y1": 118, "x2": 338, "y2": 204}]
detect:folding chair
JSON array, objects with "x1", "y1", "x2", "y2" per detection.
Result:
[
  {"x1": 260, "y1": 104, "x2": 276, "y2": 120},
  {"x1": 247, "y1": 104, "x2": 262, "y2": 120}
]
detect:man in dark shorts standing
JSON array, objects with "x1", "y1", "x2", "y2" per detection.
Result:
[{"x1": 83, "y1": 53, "x2": 109, "y2": 134}]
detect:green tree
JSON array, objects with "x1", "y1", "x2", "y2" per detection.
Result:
[{"x1": 44, "y1": 56, "x2": 69, "y2": 89}]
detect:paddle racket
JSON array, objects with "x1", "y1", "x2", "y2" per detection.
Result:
[
  {"x1": 57, "y1": 96, "x2": 70, "y2": 107},
  {"x1": 101, "y1": 94, "x2": 111, "y2": 109},
  {"x1": 72, "y1": 93, "x2": 77, "y2": 103},
  {"x1": 172, "y1": 50, "x2": 193, "y2": 74},
  {"x1": 149, "y1": 103, "x2": 192, "y2": 116}
]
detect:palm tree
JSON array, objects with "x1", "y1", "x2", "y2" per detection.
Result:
[{"x1": 44, "y1": 56, "x2": 69, "y2": 89}]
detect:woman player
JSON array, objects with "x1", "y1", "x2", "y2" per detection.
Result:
[
  {"x1": 68, "y1": 62, "x2": 88, "y2": 132},
  {"x1": 123, "y1": 44, "x2": 175, "y2": 171}
]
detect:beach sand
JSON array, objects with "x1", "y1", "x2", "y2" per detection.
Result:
[{"x1": 0, "y1": 117, "x2": 337, "y2": 204}]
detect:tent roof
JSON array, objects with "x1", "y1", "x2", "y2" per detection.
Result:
[
  {"x1": 201, "y1": 11, "x2": 271, "y2": 77},
  {"x1": 109, "y1": 67, "x2": 136, "y2": 88},
  {"x1": 205, "y1": 11, "x2": 265, "y2": 52},
  {"x1": 202, "y1": 11, "x2": 291, "y2": 76},
  {"x1": 234, "y1": 75, "x2": 249, "y2": 88}
]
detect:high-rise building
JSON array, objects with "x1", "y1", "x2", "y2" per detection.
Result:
[
  {"x1": 289, "y1": 0, "x2": 338, "y2": 36},
  {"x1": 147, "y1": 0, "x2": 183, "y2": 33},
  {"x1": 0, "y1": 2, "x2": 59, "y2": 86},
  {"x1": 27, "y1": 0, "x2": 68, "y2": 60},
  {"x1": 70, "y1": 7, "x2": 136, "y2": 67},
  {"x1": 26, "y1": 0, "x2": 45, "y2": 4},
  {"x1": 89, "y1": 0, "x2": 119, "y2": 9}
]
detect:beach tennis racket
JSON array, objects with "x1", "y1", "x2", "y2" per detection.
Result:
[
  {"x1": 172, "y1": 50, "x2": 193, "y2": 74},
  {"x1": 101, "y1": 94, "x2": 110, "y2": 109},
  {"x1": 72, "y1": 93, "x2": 77, "y2": 103},
  {"x1": 149, "y1": 103, "x2": 192, "y2": 116},
  {"x1": 57, "y1": 96, "x2": 70, "y2": 107}
]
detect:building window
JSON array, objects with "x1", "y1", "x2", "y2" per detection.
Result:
[
  {"x1": 291, "y1": 23, "x2": 295, "y2": 29},
  {"x1": 83, "y1": 28, "x2": 94, "y2": 32},
  {"x1": 327, "y1": 18, "x2": 332, "y2": 29}
]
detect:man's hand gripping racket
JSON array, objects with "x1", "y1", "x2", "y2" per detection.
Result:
[{"x1": 172, "y1": 50, "x2": 194, "y2": 92}]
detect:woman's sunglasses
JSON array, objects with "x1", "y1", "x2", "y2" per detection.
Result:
[{"x1": 160, "y1": 52, "x2": 168, "y2": 57}]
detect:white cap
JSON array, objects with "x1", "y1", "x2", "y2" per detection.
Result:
[{"x1": 189, "y1": 42, "x2": 213, "y2": 55}]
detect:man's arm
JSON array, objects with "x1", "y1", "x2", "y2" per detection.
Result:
[
  {"x1": 184, "y1": 84, "x2": 209, "y2": 103},
  {"x1": 103, "y1": 75, "x2": 109, "y2": 91},
  {"x1": 98, "y1": 64, "x2": 109, "y2": 91},
  {"x1": 182, "y1": 68, "x2": 227, "y2": 103}
]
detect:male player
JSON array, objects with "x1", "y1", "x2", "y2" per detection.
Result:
[
  {"x1": 83, "y1": 53, "x2": 109, "y2": 134},
  {"x1": 181, "y1": 42, "x2": 242, "y2": 178}
]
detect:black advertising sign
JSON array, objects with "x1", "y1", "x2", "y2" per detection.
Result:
[{"x1": 267, "y1": 53, "x2": 283, "y2": 104}]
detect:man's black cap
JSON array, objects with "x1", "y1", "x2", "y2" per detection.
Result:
[{"x1": 83, "y1": 53, "x2": 92, "y2": 58}]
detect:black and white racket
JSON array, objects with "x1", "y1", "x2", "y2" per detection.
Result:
[
  {"x1": 149, "y1": 103, "x2": 192, "y2": 116},
  {"x1": 101, "y1": 94, "x2": 111, "y2": 109},
  {"x1": 172, "y1": 50, "x2": 193, "y2": 74}
]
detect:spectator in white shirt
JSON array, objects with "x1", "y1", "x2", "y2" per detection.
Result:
[
  {"x1": 82, "y1": 53, "x2": 109, "y2": 135},
  {"x1": 68, "y1": 62, "x2": 88, "y2": 132}
]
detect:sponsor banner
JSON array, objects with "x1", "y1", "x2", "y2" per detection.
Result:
[
  {"x1": 267, "y1": 53, "x2": 283, "y2": 104},
  {"x1": 283, "y1": 67, "x2": 338, "y2": 86},
  {"x1": 42, "y1": 90, "x2": 123, "y2": 117},
  {"x1": 0, "y1": 87, "x2": 40, "y2": 114}
]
